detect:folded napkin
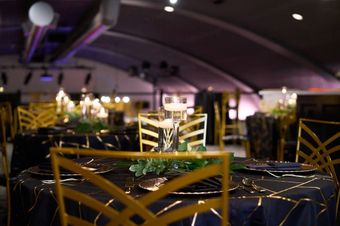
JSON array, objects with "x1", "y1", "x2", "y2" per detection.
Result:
[{"x1": 247, "y1": 162, "x2": 301, "y2": 170}]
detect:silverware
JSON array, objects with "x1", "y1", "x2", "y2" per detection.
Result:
[
  {"x1": 125, "y1": 177, "x2": 135, "y2": 194},
  {"x1": 242, "y1": 178, "x2": 266, "y2": 193},
  {"x1": 41, "y1": 178, "x2": 82, "y2": 184}
]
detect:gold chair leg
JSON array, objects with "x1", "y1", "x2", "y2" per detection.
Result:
[{"x1": 243, "y1": 140, "x2": 251, "y2": 159}]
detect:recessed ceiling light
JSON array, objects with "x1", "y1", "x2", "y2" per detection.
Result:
[
  {"x1": 164, "y1": 6, "x2": 174, "y2": 12},
  {"x1": 169, "y1": 0, "x2": 178, "y2": 4},
  {"x1": 292, "y1": 13, "x2": 303, "y2": 21}
]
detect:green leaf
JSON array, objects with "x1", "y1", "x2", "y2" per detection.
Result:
[
  {"x1": 178, "y1": 141, "x2": 188, "y2": 152},
  {"x1": 230, "y1": 163, "x2": 245, "y2": 171},
  {"x1": 196, "y1": 144, "x2": 206, "y2": 152}
]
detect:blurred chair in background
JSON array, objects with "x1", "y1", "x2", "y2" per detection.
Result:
[
  {"x1": 28, "y1": 102, "x2": 57, "y2": 113},
  {"x1": 16, "y1": 106, "x2": 57, "y2": 132},
  {"x1": 0, "y1": 102, "x2": 15, "y2": 141},
  {"x1": 295, "y1": 118, "x2": 340, "y2": 216},
  {"x1": 221, "y1": 90, "x2": 241, "y2": 143},
  {"x1": 0, "y1": 109, "x2": 11, "y2": 226},
  {"x1": 277, "y1": 112, "x2": 296, "y2": 161},
  {"x1": 179, "y1": 113, "x2": 207, "y2": 148},
  {"x1": 50, "y1": 147, "x2": 231, "y2": 226},
  {"x1": 215, "y1": 100, "x2": 250, "y2": 157}
]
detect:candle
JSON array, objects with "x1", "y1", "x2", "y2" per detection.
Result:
[
  {"x1": 163, "y1": 103, "x2": 187, "y2": 111},
  {"x1": 97, "y1": 107, "x2": 108, "y2": 118},
  {"x1": 158, "y1": 119, "x2": 173, "y2": 129}
]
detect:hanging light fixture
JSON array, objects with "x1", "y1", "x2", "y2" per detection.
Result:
[
  {"x1": 1, "y1": 72, "x2": 7, "y2": 85},
  {"x1": 40, "y1": 68, "x2": 53, "y2": 82},
  {"x1": 84, "y1": 71, "x2": 92, "y2": 85},
  {"x1": 57, "y1": 71, "x2": 64, "y2": 86},
  {"x1": 24, "y1": 71, "x2": 33, "y2": 85}
]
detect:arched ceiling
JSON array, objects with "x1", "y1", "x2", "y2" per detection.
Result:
[{"x1": 0, "y1": 0, "x2": 339, "y2": 93}]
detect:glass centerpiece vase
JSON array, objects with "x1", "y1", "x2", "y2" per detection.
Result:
[{"x1": 163, "y1": 96, "x2": 187, "y2": 151}]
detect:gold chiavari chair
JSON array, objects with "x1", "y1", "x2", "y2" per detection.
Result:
[
  {"x1": 277, "y1": 112, "x2": 296, "y2": 161},
  {"x1": 0, "y1": 102, "x2": 15, "y2": 140},
  {"x1": 50, "y1": 147, "x2": 231, "y2": 226},
  {"x1": 138, "y1": 113, "x2": 208, "y2": 152},
  {"x1": 138, "y1": 112, "x2": 162, "y2": 152},
  {"x1": 28, "y1": 102, "x2": 57, "y2": 113},
  {"x1": 16, "y1": 106, "x2": 57, "y2": 132},
  {"x1": 221, "y1": 90, "x2": 241, "y2": 144},
  {"x1": 295, "y1": 118, "x2": 340, "y2": 215},
  {"x1": 214, "y1": 101, "x2": 250, "y2": 157},
  {"x1": 179, "y1": 113, "x2": 207, "y2": 148},
  {"x1": 0, "y1": 109, "x2": 11, "y2": 226}
]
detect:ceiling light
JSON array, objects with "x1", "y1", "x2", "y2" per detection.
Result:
[
  {"x1": 164, "y1": 6, "x2": 174, "y2": 12},
  {"x1": 29, "y1": 2, "x2": 55, "y2": 26},
  {"x1": 40, "y1": 71, "x2": 53, "y2": 82},
  {"x1": 122, "y1": 96, "x2": 130, "y2": 103},
  {"x1": 114, "y1": 96, "x2": 121, "y2": 103},
  {"x1": 0, "y1": 86, "x2": 4, "y2": 93},
  {"x1": 81, "y1": 87, "x2": 87, "y2": 93},
  {"x1": 292, "y1": 13, "x2": 303, "y2": 21},
  {"x1": 100, "y1": 96, "x2": 111, "y2": 103},
  {"x1": 169, "y1": 0, "x2": 178, "y2": 4}
]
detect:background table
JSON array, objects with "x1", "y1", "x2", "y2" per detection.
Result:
[
  {"x1": 11, "y1": 161, "x2": 337, "y2": 226},
  {"x1": 10, "y1": 128, "x2": 139, "y2": 176}
]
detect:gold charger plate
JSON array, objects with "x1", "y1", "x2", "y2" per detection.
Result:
[
  {"x1": 138, "y1": 177, "x2": 239, "y2": 195},
  {"x1": 27, "y1": 163, "x2": 114, "y2": 177}
]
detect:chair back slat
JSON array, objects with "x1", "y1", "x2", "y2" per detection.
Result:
[{"x1": 295, "y1": 118, "x2": 340, "y2": 215}]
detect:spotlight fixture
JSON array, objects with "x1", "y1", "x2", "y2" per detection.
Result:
[
  {"x1": 85, "y1": 72, "x2": 92, "y2": 85},
  {"x1": 57, "y1": 71, "x2": 64, "y2": 86},
  {"x1": 1, "y1": 72, "x2": 7, "y2": 85},
  {"x1": 142, "y1": 61, "x2": 151, "y2": 70},
  {"x1": 128, "y1": 66, "x2": 138, "y2": 77},
  {"x1": 24, "y1": 71, "x2": 33, "y2": 85},
  {"x1": 169, "y1": 65, "x2": 179, "y2": 76},
  {"x1": 160, "y1": 61, "x2": 168, "y2": 70},
  {"x1": 40, "y1": 70, "x2": 53, "y2": 82}
]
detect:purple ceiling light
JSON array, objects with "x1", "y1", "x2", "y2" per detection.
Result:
[{"x1": 23, "y1": 2, "x2": 57, "y2": 64}]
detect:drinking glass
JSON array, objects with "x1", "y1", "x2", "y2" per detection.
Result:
[{"x1": 163, "y1": 96, "x2": 187, "y2": 151}]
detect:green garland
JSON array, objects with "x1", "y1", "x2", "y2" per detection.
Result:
[
  {"x1": 74, "y1": 119, "x2": 109, "y2": 134},
  {"x1": 129, "y1": 142, "x2": 245, "y2": 177}
]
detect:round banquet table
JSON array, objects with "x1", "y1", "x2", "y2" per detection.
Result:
[
  {"x1": 10, "y1": 127, "x2": 139, "y2": 176},
  {"x1": 11, "y1": 159, "x2": 337, "y2": 226}
]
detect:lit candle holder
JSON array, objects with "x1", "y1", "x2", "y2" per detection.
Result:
[
  {"x1": 158, "y1": 119, "x2": 173, "y2": 129},
  {"x1": 97, "y1": 107, "x2": 108, "y2": 123},
  {"x1": 163, "y1": 96, "x2": 187, "y2": 151}
]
